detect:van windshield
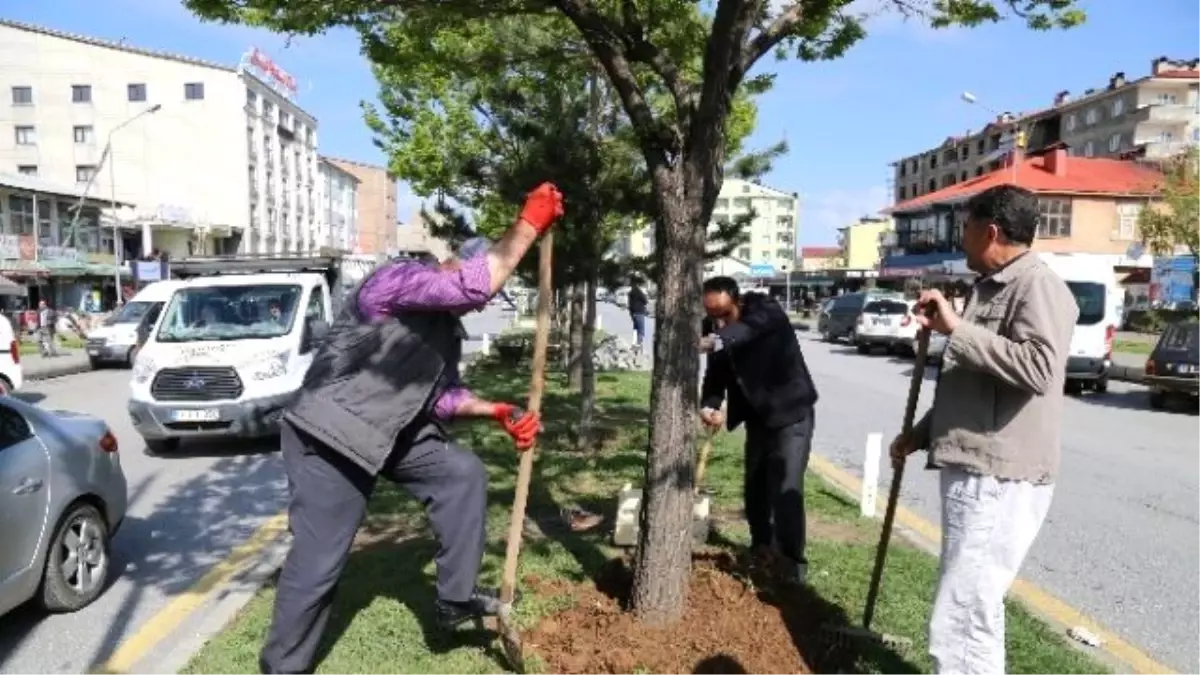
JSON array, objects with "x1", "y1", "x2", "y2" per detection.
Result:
[
  {"x1": 108, "y1": 301, "x2": 155, "y2": 325},
  {"x1": 1066, "y1": 282, "x2": 1106, "y2": 326},
  {"x1": 156, "y1": 284, "x2": 302, "y2": 343}
]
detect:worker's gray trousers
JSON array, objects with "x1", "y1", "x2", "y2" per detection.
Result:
[
  {"x1": 744, "y1": 409, "x2": 815, "y2": 566},
  {"x1": 260, "y1": 419, "x2": 487, "y2": 674}
]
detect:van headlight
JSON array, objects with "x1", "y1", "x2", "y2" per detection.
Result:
[
  {"x1": 250, "y1": 352, "x2": 290, "y2": 380},
  {"x1": 132, "y1": 359, "x2": 156, "y2": 384}
]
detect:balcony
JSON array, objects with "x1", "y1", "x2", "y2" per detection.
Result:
[{"x1": 1134, "y1": 103, "x2": 1197, "y2": 125}]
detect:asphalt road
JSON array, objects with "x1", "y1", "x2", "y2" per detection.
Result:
[
  {"x1": 797, "y1": 332, "x2": 1199, "y2": 672},
  {"x1": 0, "y1": 304, "x2": 649, "y2": 674}
]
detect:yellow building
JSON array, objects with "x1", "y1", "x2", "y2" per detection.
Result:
[{"x1": 837, "y1": 217, "x2": 894, "y2": 270}]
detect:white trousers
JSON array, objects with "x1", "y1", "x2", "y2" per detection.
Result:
[{"x1": 929, "y1": 467, "x2": 1055, "y2": 674}]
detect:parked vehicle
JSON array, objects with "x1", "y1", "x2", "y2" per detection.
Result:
[
  {"x1": 0, "y1": 396, "x2": 126, "y2": 617},
  {"x1": 0, "y1": 314, "x2": 23, "y2": 395},
  {"x1": 820, "y1": 291, "x2": 906, "y2": 343},
  {"x1": 1039, "y1": 253, "x2": 1122, "y2": 394},
  {"x1": 852, "y1": 298, "x2": 916, "y2": 354},
  {"x1": 128, "y1": 255, "x2": 337, "y2": 455},
  {"x1": 86, "y1": 281, "x2": 184, "y2": 369},
  {"x1": 1144, "y1": 321, "x2": 1199, "y2": 411}
]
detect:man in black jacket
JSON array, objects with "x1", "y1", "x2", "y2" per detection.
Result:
[
  {"x1": 627, "y1": 277, "x2": 649, "y2": 350},
  {"x1": 699, "y1": 276, "x2": 819, "y2": 583}
]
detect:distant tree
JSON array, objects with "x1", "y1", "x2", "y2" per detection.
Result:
[{"x1": 1139, "y1": 146, "x2": 1199, "y2": 258}]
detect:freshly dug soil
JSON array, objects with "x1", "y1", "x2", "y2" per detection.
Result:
[{"x1": 525, "y1": 551, "x2": 819, "y2": 674}]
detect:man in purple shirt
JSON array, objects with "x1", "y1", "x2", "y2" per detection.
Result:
[{"x1": 260, "y1": 183, "x2": 563, "y2": 674}]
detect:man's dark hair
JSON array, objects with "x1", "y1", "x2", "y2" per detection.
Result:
[
  {"x1": 964, "y1": 185, "x2": 1040, "y2": 246},
  {"x1": 702, "y1": 276, "x2": 740, "y2": 300}
]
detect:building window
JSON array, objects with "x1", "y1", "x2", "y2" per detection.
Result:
[
  {"x1": 975, "y1": 166, "x2": 984, "y2": 176},
  {"x1": 14, "y1": 125, "x2": 36, "y2": 145},
  {"x1": 247, "y1": 88, "x2": 257, "y2": 106},
  {"x1": 1108, "y1": 133, "x2": 1121, "y2": 153},
  {"x1": 72, "y1": 85, "x2": 92, "y2": 103},
  {"x1": 1111, "y1": 99, "x2": 1124, "y2": 116},
  {"x1": 17, "y1": 165, "x2": 37, "y2": 176},
  {"x1": 127, "y1": 83, "x2": 147, "y2": 102},
  {"x1": 1037, "y1": 198, "x2": 1072, "y2": 238},
  {"x1": 1065, "y1": 114, "x2": 1076, "y2": 132},
  {"x1": 1084, "y1": 108, "x2": 1098, "y2": 125},
  {"x1": 741, "y1": 184, "x2": 749, "y2": 193},
  {"x1": 1084, "y1": 140, "x2": 1095, "y2": 157},
  {"x1": 737, "y1": 247, "x2": 751, "y2": 260},
  {"x1": 11, "y1": 86, "x2": 32, "y2": 105},
  {"x1": 976, "y1": 139, "x2": 985, "y2": 154},
  {"x1": 1158, "y1": 130, "x2": 1175, "y2": 143},
  {"x1": 74, "y1": 125, "x2": 95, "y2": 145},
  {"x1": 1156, "y1": 93, "x2": 1178, "y2": 106},
  {"x1": 75, "y1": 165, "x2": 98, "y2": 184},
  {"x1": 960, "y1": 171, "x2": 968, "y2": 181},
  {"x1": 898, "y1": 185, "x2": 906, "y2": 200},
  {"x1": 184, "y1": 82, "x2": 205, "y2": 100},
  {"x1": 960, "y1": 146, "x2": 969, "y2": 160},
  {"x1": 8, "y1": 196, "x2": 35, "y2": 236},
  {"x1": 927, "y1": 178, "x2": 936, "y2": 192},
  {"x1": 1115, "y1": 203, "x2": 1141, "y2": 240}
]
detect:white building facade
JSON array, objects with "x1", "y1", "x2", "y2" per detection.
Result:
[
  {"x1": 317, "y1": 157, "x2": 359, "y2": 252},
  {"x1": 706, "y1": 178, "x2": 800, "y2": 277},
  {"x1": 0, "y1": 20, "x2": 320, "y2": 261}
]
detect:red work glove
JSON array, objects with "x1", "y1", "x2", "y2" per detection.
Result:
[
  {"x1": 518, "y1": 182, "x2": 564, "y2": 234},
  {"x1": 493, "y1": 403, "x2": 542, "y2": 451}
]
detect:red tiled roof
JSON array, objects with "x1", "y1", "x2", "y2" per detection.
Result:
[
  {"x1": 1154, "y1": 70, "x2": 1199, "y2": 80},
  {"x1": 884, "y1": 153, "x2": 1163, "y2": 214},
  {"x1": 801, "y1": 246, "x2": 842, "y2": 257}
]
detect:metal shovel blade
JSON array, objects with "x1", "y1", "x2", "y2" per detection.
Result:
[{"x1": 497, "y1": 602, "x2": 525, "y2": 673}]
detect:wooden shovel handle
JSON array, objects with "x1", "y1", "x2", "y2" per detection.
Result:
[
  {"x1": 694, "y1": 428, "x2": 716, "y2": 490},
  {"x1": 500, "y1": 233, "x2": 553, "y2": 604}
]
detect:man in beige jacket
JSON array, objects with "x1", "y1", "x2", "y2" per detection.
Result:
[{"x1": 891, "y1": 185, "x2": 1078, "y2": 674}]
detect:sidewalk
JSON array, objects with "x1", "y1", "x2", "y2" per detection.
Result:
[{"x1": 21, "y1": 349, "x2": 93, "y2": 381}]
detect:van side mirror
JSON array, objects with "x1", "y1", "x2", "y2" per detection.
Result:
[{"x1": 300, "y1": 318, "x2": 330, "y2": 354}]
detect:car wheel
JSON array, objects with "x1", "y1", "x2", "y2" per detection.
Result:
[
  {"x1": 40, "y1": 501, "x2": 110, "y2": 612},
  {"x1": 0, "y1": 376, "x2": 10, "y2": 396},
  {"x1": 1148, "y1": 391, "x2": 1167, "y2": 410},
  {"x1": 1093, "y1": 377, "x2": 1109, "y2": 394},
  {"x1": 1064, "y1": 380, "x2": 1084, "y2": 396},
  {"x1": 145, "y1": 438, "x2": 181, "y2": 456},
  {"x1": 855, "y1": 342, "x2": 870, "y2": 355},
  {"x1": 88, "y1": 357, "x2": 102, "y2": 370}
]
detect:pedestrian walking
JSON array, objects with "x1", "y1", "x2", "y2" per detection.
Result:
[
  {"x1": 627, "y1": 277, "x2": 648, "y2": 351},
  {"x1": 890, "y1": 185, "x2": 1077, "y2": 674},
  {"x1": 259, "y1": 183, "x2": 564, "y2": 674},
  {"x1": 698, "y1": 276, "x2": 820, "y2": 584},
  {"x1": 37, "y1": 300, "x2": 58, "y2": 357}
]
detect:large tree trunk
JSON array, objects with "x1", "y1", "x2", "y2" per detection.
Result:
[
  {"x1": 567, "y1": 281, "x2": 586, "y2": 389},
  {"x1": 577, "y1": 275, "x2": 599, "y2": 451},
  {"x1": 630, "y1": 168, "x2": 707, "y2": 625}
]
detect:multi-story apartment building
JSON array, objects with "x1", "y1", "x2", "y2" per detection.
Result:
[
  {"x1": 879, "y1": 145, "x2": 1163, "y2": 277},
  {"x1": 710, "y1": 178, "x2": 800, "y2": 275},
  {"x1": 323, "y1": 157, "x2": 397, "y2": 256},
  {"x1": 891, "y1": 57, "x2": 1198, "y2": 205},
  {"x1": 316, "y1": 158, "x2": 359, "y2": 252},
  {"x1": 837, "y1": 216, "x2": 893, "y2": 270},
  {"x1": 0, "y1": 20, "x2": 320, "y2": 260}
]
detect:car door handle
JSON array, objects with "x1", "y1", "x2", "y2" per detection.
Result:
[{"x1": 13, "y1": 478, "x2": 43, "y2": 495}]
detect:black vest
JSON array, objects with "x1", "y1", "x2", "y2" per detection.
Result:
[{"x1": 284, "y1": 262, "x2": 464, "y2": 475}]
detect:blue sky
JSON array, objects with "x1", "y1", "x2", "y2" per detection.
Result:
[{"x1": 8, "y1": 0, "x2": 1199, "y2": 245}]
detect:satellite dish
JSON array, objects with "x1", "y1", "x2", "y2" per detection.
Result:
[{"x1": 1126, "y1": 243, "x2": 1145, "y2": 260}]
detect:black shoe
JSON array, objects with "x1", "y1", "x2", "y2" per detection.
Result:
[{"x1": 435, "y1": 586, "x2": 523, "y2": 629}]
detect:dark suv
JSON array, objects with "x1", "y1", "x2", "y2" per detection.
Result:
[{"x1": 1144, "y1": 321, "x2": 1199, "y2": 410}]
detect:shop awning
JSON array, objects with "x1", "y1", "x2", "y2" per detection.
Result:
[
  {"x1": 0, "y1": 275, "x2": 23, "y2": 296},
  {"x1": 86, "y1": 263, "x2": 130, "y2": 277},
  {"x1": 0, "y1": 260, "x2": 48, "y2": 278}
]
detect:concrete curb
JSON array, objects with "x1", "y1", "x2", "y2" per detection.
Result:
[{"x1": 26, "y1": 361, "x2": 93, "y2": 382}]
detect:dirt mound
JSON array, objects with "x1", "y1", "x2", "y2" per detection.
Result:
[{"x1": 525, "y1": 551, "x2": 816, "y2": 674}]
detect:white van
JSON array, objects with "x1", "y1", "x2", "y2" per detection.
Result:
[
  {"x1": 127, "y1": 268, "x2": 334, "y2": 454},
  {"x1": 1039, "y1": 253, "x2": 1122, "y2": 394},
  {"x1": 85, "y1": 281, "x2": 184, "y2": 368}
]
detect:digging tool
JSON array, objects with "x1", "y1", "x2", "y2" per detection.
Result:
[
  {"x1": 820, "y1": 326, "x2": 933, "y2": 652},
  {"x1": 496, "y1": 233, "x2": 554, "y2": 673}
]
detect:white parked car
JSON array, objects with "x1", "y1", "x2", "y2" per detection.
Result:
[
  {"x1": 852, "y1": 298, "x2": 918, "y2": 355},
  {"x1": 0, "y1": 314, "x2": 24, "y2": 395}
]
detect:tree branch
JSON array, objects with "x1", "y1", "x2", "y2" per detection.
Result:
[{"x1": 736, "y1": 1, "x2": 804, "y2": 76}]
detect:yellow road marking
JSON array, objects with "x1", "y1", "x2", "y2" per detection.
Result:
[
  {"x1": 93, "y1": 513, "x2": 289, "y2": 674},
  {"x1": 808, "y1": 454, "x2": 1175, "y2": 675}
]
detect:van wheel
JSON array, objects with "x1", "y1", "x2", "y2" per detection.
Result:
[
  {"x1": 1093, "y1": 377, "x2": 1109, "y2": 394},
  {"x1": 88, "y1": 357, "x2": 102, "y2": 370},
  {"x1": 1065, "y1": 380, "x2": 1084, "y2": 396},
  {"x1": 145, "y1": 438, "x2": 180, "y2": 456},
  {"x1": 1148, "y1": 391, "x2": 1167, "y2": 410}
]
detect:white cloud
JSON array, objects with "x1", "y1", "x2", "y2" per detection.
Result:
[{"x1": 799, "y1": 185, "x2": 890, "y2": 246}]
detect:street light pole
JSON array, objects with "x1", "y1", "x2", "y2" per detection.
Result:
[
  {"x1": 106, "y1": 104, "x2": 161, "y2": 306},
  {"x1": 962, "y1": 92, "x2": 1020, "y2": 185}
]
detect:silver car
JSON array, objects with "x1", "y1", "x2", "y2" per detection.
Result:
[{"x1": 0, "y1": 396, "x2": 127, "y2": 617}]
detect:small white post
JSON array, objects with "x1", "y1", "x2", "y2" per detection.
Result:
[
  {"x1": 480, "y1": 332, "x2": 491, "y2": 356},
  {"x1": 861, "y1": 432, "x2": 883, "y2": 518},
  {"x1": 596, "y1": 313, "x2": 603, "y2": 331}
]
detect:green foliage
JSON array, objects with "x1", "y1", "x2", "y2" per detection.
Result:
[{"x1": 1138, "y1": 146, "x2": 1199, "y2": 257}]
